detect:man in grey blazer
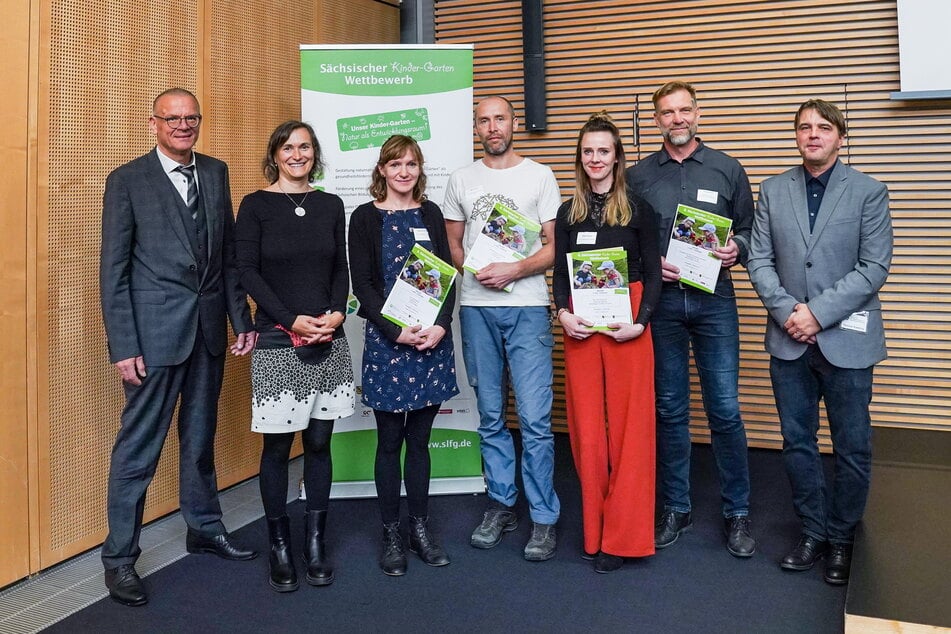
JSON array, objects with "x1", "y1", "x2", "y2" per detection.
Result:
[
  {"x1": 99, "y1": 88, "x2": 259, "y2": 606},
  {"x1": 748, "y1": 99, "x2": 892, "y2": 585}
]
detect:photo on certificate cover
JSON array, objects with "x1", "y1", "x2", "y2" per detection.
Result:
[
  {"x1": 479, "y1": 203, "x2": 540, "y2": 255},
  {"x1": 463, "y1": 201, "x2": 542, "y2": 292},
  {"x1": 670, "y1": 205, "x2": 731, "y2": 252},
  {"x1": 666, "y1": 203, "x2": 733, "y2": 293},
  {"x1": 382, "y1": 243, "x2": 457, "y2": 328},
  {"x1": 567, "y1": 247, "x2": 632, "y2": 329}
]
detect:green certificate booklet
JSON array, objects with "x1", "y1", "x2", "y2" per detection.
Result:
[
  {"x1": 463, "y1": 201, "x2": 541, "y2": 293},
  {"x1": 382, "y1": 243, "x2": 457, "y2": 328},
  {"x1": 567, "y1": 247, "x2": 632, "y2": 329},
  {"x1": 666, "y1": 203, "x2": 733, "y2": 293}
]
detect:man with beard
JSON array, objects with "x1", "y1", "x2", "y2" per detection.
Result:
[
  {"x1": 443, "y1": 96, "x2": 561, "y2": 561},
  {"x1": 626, "y1": 81, "x2": 756, "y2": 558}
]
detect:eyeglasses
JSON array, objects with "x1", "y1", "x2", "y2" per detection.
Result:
[{"x1": 153, "y1": 114, "x2": 203, "y2": 129}]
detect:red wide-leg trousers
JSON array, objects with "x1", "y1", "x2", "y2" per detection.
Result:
[{"x1": 563, "y1": 282, "x2": 656, "y2": 557}]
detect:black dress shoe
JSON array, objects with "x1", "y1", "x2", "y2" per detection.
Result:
[
  {"x1": 781, "y1": 535, "x2": 828, "y2": 571},
  {"x1": 824, "y1": 543, "x2": 853, "y2": 585},
  {"x1": 724, "y1": 516, "x2": 756, "y2": 558},
  {"x1": 593, "y1": 552, "x2": 624, "y2": 574},
  {"x1": 105, "y1": 564, "x2": 147, "y2": 607},
  {"x1": 655, "y1": 510, "x2": 691, "y2": 549},
  {"x1": 186, "y1": 530, "x2": 258, "y2": 561}
]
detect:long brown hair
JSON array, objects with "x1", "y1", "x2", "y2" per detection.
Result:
[
  {"x1": 567, "y1": 111, "x2": 631, "y2": 226},
  {"x1": 369, "y1": 135, "x2": 428, "y2": 203}
]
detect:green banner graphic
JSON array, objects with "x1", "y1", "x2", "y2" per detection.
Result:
[
  {"x1": 301, "y1": 48, "x2": 473, "y2": 96},
  {"x1": 330, "y1": 428, "x2": 482, "y2": 482},
  {"x1": 337, "y1": 108, "x2": 431, "y2": 151}
]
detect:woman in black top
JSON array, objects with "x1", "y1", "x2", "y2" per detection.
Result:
[
  {"x1": 552, "y1": 112, "x2": 662, "y2": 573},
  {"x1": 235, "y1": 121, "x2": 355, "y2": 592},
  {"x1": 349, "y1": 135, "x2": 458, "y2": 576}
]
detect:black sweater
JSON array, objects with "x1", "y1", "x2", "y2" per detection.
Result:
[{"x1": 235, "y1": 190, "x2": 349, "y2": 341}]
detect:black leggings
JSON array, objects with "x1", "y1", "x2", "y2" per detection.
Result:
[
  {"x1": 373, "y1": 404, "x2": 440, "y2": 523},
  {"x1": 259, "y1": 419, "x2": 334, "y2": 519}
]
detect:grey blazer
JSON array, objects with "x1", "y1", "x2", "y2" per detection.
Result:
[
  {"x1": 100, "y1": 149, "x2": 251, "y2": 366},
  {"x1": 748, "y1": 160, "x2": 892, "y2": 369}
]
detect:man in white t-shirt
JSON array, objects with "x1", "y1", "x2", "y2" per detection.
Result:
[{"x1": 443, "y1": 96, "x2": 561, "y2": 561}]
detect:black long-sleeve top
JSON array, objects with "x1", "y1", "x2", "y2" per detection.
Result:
[
  {"x1": 348, "y1": 199, "x2": 455, "y2": 342},
  {"x1": 553, "y1": 192, "x2": 662, "y2": 326},
  {"x1": 234, "y1": 189, "x2": 349, "y2": 346}
]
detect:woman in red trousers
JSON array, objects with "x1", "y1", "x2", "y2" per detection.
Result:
[{"x1": 552, "y1": 112, "x2": 662, "y2": 573}]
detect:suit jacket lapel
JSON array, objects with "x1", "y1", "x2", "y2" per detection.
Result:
[
  {"x1": 785, "y1": 168, "x2": 811, "y2": 244},
  {"x1": 196, "y1": 155, "x2": 220, "y2": 250},
  {"x1": 194, "y1": 154, "x2": 219, "y2": 286},
  {"x1": 808, "y1": 161, "x2": 848, "y2": 245},
  {"x1": 144, "y1": 151, "x2": 194, "y2": 256}
]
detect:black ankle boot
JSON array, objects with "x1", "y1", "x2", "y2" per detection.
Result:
[
  {"x1": 380, "y1": 522, "x2": 407, "y2": 576},
  {"x1": 303, "y1": 510, "x2": 334, "y2": 586},
  {"x1": 408, "y1": 516, "x2": 450, "y2": 567},
  {"x1": 266, "y1": 516, "x2": 298, "y2": 592}
]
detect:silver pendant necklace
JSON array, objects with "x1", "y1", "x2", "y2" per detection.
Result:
[{"x1": 279, "y1": 184, "x2": 311, "y2": 217}]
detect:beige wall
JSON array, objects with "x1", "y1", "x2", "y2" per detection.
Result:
[
  {"x1": 0, "y1": 0, "x2": 398, "y2": 586},
  {"x1": 0, "y1": 0, "x2": 37, "y2": 588}
]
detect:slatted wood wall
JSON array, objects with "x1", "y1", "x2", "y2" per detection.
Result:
[{"x1": 435, "y1": 0, "x2": 951, "y2": 447}]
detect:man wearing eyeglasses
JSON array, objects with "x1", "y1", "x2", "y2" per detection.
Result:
[{"x1": 99, "y1": 88, "x2": 258, "y2": 606}]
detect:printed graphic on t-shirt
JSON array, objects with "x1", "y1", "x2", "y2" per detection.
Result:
[{"x1": 470, "y1": 192, "x2": 519, "y2": 223}]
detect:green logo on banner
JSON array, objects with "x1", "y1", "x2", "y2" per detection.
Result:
[
  {"x1": 301, "y1": 48, "x2": 473, "y2": 96},
  {"x1": 337, "y1": 108, "x2": 431, "y2": 151}
]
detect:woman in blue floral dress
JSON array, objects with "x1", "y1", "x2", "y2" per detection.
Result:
[{"x1": 348, "y1": 135, "x2": 459, "y2": 576}]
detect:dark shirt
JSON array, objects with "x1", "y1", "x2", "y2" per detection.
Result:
[
  {"x1": 348, "y1": 199, "x2": 456, "y2": 342},
  {"x1": 625, "y1": 138, "x2": 754, "y2": 268},
  {"x1": 805, "y1": 163, "x2": 835, "y2": 232},
  {"x1": 553, "y1": 192, "x2": 662, "y2": 325},
  {"x1": 234, "y1": 189, "x2": 349, "y2": 346}
]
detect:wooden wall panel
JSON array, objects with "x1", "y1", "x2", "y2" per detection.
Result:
[
  {"x1": 38, "y1": 0, "x2": 200, "y2": 565},
  {"x1": 435, "y1": 0, "x2": 951, "y2": 447},
  {"x1": 24, "y1": 0, "x2": 398, "y2": 575},
  {"x1": 0, "y1": 0, "x2": 35, "y2": 589},
  {"x1": 203, "y1": 0, "x2": 399, "y2": 491}
]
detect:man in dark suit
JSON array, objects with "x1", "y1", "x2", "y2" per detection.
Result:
[
  {"x1": 748, "y1": 99, "x2": 892, "y2": 585},
  {"x1": 99, "y1": 88, "x2": 259, "y2": 606}
]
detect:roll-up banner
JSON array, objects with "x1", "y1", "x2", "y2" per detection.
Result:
[{"x1": 300, "y1": 45, "x2": 484, "y2": 497}]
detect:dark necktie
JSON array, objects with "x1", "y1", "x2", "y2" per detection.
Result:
[{"x1": 176, "y1": 165, "x2": 199, "y2": 219}]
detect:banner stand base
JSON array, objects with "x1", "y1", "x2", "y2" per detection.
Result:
[{"x1": 302, "y1": 476, "x2": 487, "y2": 500}]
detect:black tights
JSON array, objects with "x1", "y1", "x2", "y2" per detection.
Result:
[
  {"x1": 373, "y1": 404, "x2": 440, "y2": 523},
  {"x1": 259, "y1": 419, "x2": 334, "y2": 519}
]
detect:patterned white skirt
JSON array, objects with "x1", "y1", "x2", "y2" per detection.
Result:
[{"x1": 250, "y1": 337, "x2": 356, "y2": 434}]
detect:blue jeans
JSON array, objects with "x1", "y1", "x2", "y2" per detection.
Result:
[
  {"x1": 460, "y1": 306, "x2": 560, "y2": 524},
  {"x1": 652, "y1": 279, "x2": 750, "y2": 518},
  {"x1": 771, "y1": 347, "x2": 873, "y2": 544}
]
